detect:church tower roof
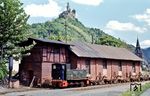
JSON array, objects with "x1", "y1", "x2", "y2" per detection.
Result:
[
  {"x1": 135, "y1": 38, "x2": 143, "y2": 58},
  {"x1": 136, "y1": 38, "x2": 140, "y2": 48}
]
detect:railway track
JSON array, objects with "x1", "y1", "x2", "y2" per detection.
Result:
[{"x1": 69, "y1": 81, "x2": 150, "y2": 91}]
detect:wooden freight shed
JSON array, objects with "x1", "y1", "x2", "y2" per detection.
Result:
[
  {"x1": 19, "y1": 38, "x2": 71, "y2": 86},
  {"x1": 19, "y1": 38, "x2": 142, "y2": 86},
  {"x1": 69, "y1": 42, "x2": 142, "y2": 82}
]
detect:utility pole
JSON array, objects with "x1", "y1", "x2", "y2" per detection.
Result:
[
  {"x1": 91, "y1": 34, "x2": 94, "y2": 44},
  {"x1": 91, "y1": 32, "x2": 95, "y2": 44},
  {"x1": 60, "y1": 17, "x2": 68, "y2": 43},
  {"x1": 64, "y1": 18, "x2": 68, "y2": 43}
]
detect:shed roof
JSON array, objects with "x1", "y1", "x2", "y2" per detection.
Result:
[
  {"x1": 19, "y1": 38, "x2": 71, "y2": 46},
  {"x1": 70, "y1": 42, "x2": 142, "y2": 61}
]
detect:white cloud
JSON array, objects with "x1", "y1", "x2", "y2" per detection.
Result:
[
  {"x1": 71, "y1": 0, "x2": 103, "y2": 6},
  {"x1": 105, "y1": 20, "x2": 147, "y2": 33},
  {"x1": 133, "y1": 8, "x2": 150, "y2": 26},
  {"x1": 24, "y1": 0, "x2": 61, "y2": 17},
  {"x1": 141, "y1": 40, "x2": 150, "y2": 48}
]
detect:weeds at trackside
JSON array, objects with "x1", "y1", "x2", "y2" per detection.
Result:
[{"x1": 122, "y1": 82, "x2": 150, "y2": 96}]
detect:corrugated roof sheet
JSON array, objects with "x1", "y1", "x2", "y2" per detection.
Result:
[{"x1": 70, "y1": 42, "x2": 142, "y2": 61}]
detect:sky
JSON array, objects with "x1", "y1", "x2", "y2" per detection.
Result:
[{"x1": 21, "y1": 0, "x2": 150, "y2": 48}]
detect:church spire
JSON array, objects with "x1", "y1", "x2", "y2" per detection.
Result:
[
  {"x1": 136, "y1": 37, "x2": 140, "y2": 48},
  {"x1": 135, "y1": 37, "x2": 143, "y2": 58}
]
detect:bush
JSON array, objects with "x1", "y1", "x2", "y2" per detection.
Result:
[{"x1": 0, "y1": 61, "x2": 8, "y2": 80}]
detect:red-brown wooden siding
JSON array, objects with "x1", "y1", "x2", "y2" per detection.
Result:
[
  {"x1": 20, "y1": 44, "x2": 70, "y2": 84},
  {"x1": 72, "y1": 54, "x2": 141, "y2": 80}
]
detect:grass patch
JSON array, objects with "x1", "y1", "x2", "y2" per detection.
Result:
[{"x1": 122, "y1": 82, "x2": 150, "y2": 96}]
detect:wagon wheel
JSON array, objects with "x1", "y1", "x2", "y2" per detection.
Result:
[
  {"x1": 96, "y1": 76, "x2": 100, "y2": 81},
  {"x1": 80, "y1": 81, "x2": 85, "y2": 87},
  {"x1": 138, "y1": 72, "x2": 142, "y2": 81},
  {"x1": 96, "y1": 72, "x2": 102, "y2": 80},
  {"x1": 102, "y1": 75, "x2": 107, "y2": 84},
  {"x1": 96, "y1": 81, "x2": 101, "y2": 85},
  {"x1": 114, "y1": 77, "x2": 118, "y2": 84}
]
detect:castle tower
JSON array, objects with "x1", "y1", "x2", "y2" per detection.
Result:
[
  {"x1": 135, "y1": 38, "x2": 143, "y2": 58},
  {"x1": 66, "y1": 2, "x2": 71, "y2": 12},
  {"x1": 59, "y1": 3, "x2": 76, "y2": 18}
]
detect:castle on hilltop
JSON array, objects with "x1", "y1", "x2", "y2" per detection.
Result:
[{"x1": 59, "y1": 3, "x2": 76, "y2": 18}]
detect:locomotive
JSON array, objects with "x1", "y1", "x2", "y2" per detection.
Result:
[{"x1": 51, "y1": 63, "x2": 89, "y2": 88}]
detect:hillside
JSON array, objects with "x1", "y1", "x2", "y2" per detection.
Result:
[
  {"x1": 143, "y1": 47, "x2": 150, "y2": 65},
  {"x1": 28, "y1": 3, "x2": 135, "y2": 50},
  {"x1": 28, "y1": 17, "x2": 134, "y2": 50},
  {"x1": 30, "y1": 17, "x2": 94, "y2": 42}
]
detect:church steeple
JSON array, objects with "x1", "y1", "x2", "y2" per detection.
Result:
[
  {"x1": 135, "y1": 38, "x2": 143, "y2": 58},
  {"x1": 136, "y1": 38, "x2": 140, "y2": 48}
]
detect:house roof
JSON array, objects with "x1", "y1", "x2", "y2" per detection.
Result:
[
  {"x1": 18, "y1": 38, "x2": 71, "y2": 46},
  {"x1": 70, "y1": 42, "x2": 142, "y2": 61}
]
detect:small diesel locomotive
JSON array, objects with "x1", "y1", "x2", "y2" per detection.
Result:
[{"x1": 51, "y1": 63, "x2": 89, "y2": 88}]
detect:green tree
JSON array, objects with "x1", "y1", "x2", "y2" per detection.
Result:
[
  {"x1": 95, "y1": 35, "x2": 124, "y2": 47},
  {"x1": 0, "y1": 0, "x2": 29, "y2": 79}
]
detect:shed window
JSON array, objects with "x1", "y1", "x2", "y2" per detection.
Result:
[
  {"x1": 118, "y1": 61, "x2": 122, "y2": 71},
  {"x1": 53, "y1": 47, "x2": 60, "y2": 54},
  {"x1": 53, "y1": 47, "x2": 60, "y2": 62},
  {"x1": 85, "y1": 59, "x2": 91, "y2": 74},
  {"x1": 132, "y1": 62, "x2": 136, "y2": 72},
  {"x1": 103, "y1": 60, "x2": 107, "y2": 69},
  {"x1": 43, "y1": 47, "x2": 48, "y2": 57}
]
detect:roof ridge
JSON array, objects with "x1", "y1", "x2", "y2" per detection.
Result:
[{"x1": 89, "y1": 43, "x2": 127, "y2": 50}]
